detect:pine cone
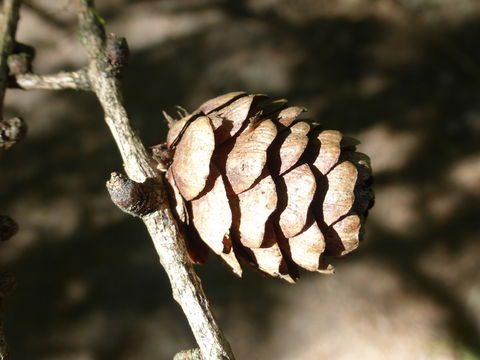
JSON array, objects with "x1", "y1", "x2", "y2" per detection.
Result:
[{"x1": 157, "y1": 92, "x2": 374, "y2": 282}]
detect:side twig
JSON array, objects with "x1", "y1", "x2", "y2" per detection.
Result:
[
  {"x1": 13, "y1": 69, "x2": 91, "y2": 91},
  {"x1": 77, "y1": 1, "x2": 235, "y2": 359}
]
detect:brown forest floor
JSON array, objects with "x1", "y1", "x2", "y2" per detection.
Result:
[{"x1": 2, "y1": 0, "x2": 480, "y2": 359}]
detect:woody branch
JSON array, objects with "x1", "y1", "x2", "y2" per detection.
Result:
[{"x1": 1, "y1": 0, "x2": 236, "y2": 358}]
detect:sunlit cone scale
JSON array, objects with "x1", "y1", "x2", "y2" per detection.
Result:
[{"x1": 159, "y1": 92, "x2": 374, "y2": 282}]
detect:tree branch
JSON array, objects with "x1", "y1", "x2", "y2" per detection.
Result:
[
  {"x1": 0, "y1": 0, "x2": 26, "y2": 154},
  {"x1": 13, "y1": 69, "x2": 91, "y2": 90},
  {"x1": 77, "y1": 1, "x2": 235, "y2": 359},
  {"x1": 0, "y1": 1, "x2": 22, "y2": 358},
  {"x1": 0, "y1": 0, "x2": 20, "y2": 115}
]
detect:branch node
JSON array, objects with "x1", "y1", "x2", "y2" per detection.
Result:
[
  {"x1": 106, "y1": 172, "x2": 159, "y2": 217},
  {"x1": 0, "y1": 117, "x2": 27, "y2": 150},
  {"x1": 106, "y1": 33, "x2": 129, "y2": 77}
]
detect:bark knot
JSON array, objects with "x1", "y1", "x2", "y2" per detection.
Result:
[{"x1": 106, "y1": 172, "x2": 160, "y2": 217}]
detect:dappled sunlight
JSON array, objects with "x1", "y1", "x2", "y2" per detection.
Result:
[
  {"x1": 426, "y1": 190, "x2": 465, "y2": 223},
  {"x1": 109, "y1": 4, "x2": 224, "y2": 51},
  {"x1": 250, "y1": 261, "x2": 456, "y2": 360},
  {"x1": 1, "y1": 197, "x2": 80, "y2": 263},
  {"x1": 449, "y1": 153, "x2": 480, "y2": 196},
  {"x1": 2, "y1": 0, "x2": 480, "y2": 359},
  {"x1": 370, "y1": 184, "x2": 423, "y2": 237},
  {"x1": 356, "y1": 124, "x2": 422, "y2": 173}
]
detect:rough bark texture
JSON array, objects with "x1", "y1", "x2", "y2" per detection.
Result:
[{"x1": 13, "y1": 70, "x2": 91, "y2": 91}]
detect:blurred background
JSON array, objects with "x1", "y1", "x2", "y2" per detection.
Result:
[{"x1": 1, "y1": 0, "x2": 480, "y2": 359}]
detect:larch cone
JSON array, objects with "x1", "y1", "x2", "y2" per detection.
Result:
[{"x1": 153, "y1": 92, "x2": 374, "y2": 282}]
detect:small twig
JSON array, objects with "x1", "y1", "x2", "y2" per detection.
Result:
[
  {"x1": 77, "y1": 1, "x2": 235, "y2": 359},
  {"x1": 13, "y1": 69, "x2": 91, "y2": 90}
]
